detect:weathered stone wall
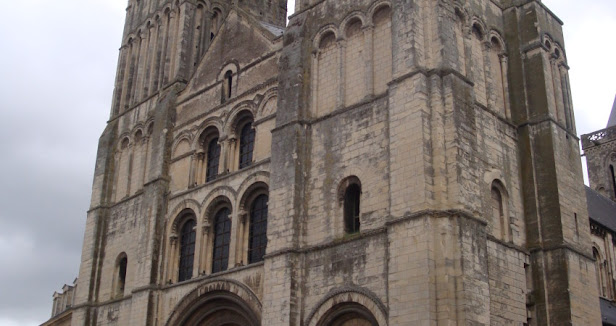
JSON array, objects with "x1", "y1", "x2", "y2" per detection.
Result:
[{"x1": 45, "y1": 0, "x2": 604, "y2": 325}]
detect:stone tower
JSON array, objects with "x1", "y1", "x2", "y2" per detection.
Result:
[
  {"x1": 44, "y1": 0, "x2": 601, "y2": 325},
  {"x1": 583, "y1": 97, "x2": 616, "y2": 201}
]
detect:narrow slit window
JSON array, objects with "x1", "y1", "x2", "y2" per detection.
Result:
[
  {"x1": 223, "y1": 70, "x2": 233, "y2": 100},
  {"x1": 116, "y1": 256, "x2": 127, "y2": 297}
]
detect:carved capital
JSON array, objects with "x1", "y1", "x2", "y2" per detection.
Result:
[{"x1": 239, "y1": 210, "x2": 248, "y2": 224}]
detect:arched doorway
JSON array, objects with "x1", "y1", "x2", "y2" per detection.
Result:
[
  {"x1": 165, "y1": 286, "x2": 261, "y2": 326},
  {"x1": 317, "y1": 303, "x2": 379, "y2": 326}
]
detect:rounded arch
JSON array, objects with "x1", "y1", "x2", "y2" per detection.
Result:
[
  {"x1": 552, "y1": 43, "x2": 566, "y2": 62},
  {"x1": 337, "y1": 175, "x2": 362, "y2": 202},
  {"x1": 306, "y1": 288, "x2": 388, "y2": 326},
  {"x1": 256, "y1": 87, "x2": 278, "y2": 119},
  {"x1": 217, "y1": 61, "x2": 240, "y2": 82},
  {"x1": 201, "y1": 190, "x2": 236, "y2": 223},
  {"x1": 164, "y1": 279, "x2": 262, "y2": 326},
  {"x1": 195, "y1": 0, "x2": 210, "y2": 10},
  {"x1": 237, "y1": 172, "x2": 270, "y2": 210},
  {"x1": 238, "y1": 181, "x2": 270, "y2": 214},
  {"x1": 488, "y1": 30, "x2": 507, "y2": 53},
  {"x1": 170, "y1": 207, "x2": 199, "y2": 237},
  {"x1": 172, "y1": 133, "x2": 193, "y2": 158},
  {"x1": 210, "y1": 4, "x2": 225, "y2": 19},
  {"x1": 115, "y1": 251, "x2": 128, "y2": 265},
  {"x1": 196, "y1": 124, "x2": 221, "y2": 149},
  {"x1": 470, "y1": 17, "x2": 487, "y2": 40},
  {"x1": 118, "y1": 135, "x2": 131, "y2": 151},
  {"x1": 134, "y1": 129, "x2": 144, "y2": 144},
  {"x1": 369, "y1": 1, "x2": 393, "y2": 24},
  {"x1": 490, "y1": 178, "x2": 509, "y2": 198},
  {"x1": 168, "y1": 200, "x2": 202, "y2": 235},
  {"x1": 314, "y1": 25, "x2": 339, "y2": 50},
  {"x1": 112, "y1": 252, "x2": 129, "y2": 299},
  {"x1": 341, "y1": 12, "x2": 367, "y2": 37},
  {"x1": 453, "y1": 4, "x2": 469, "y2": 25},
  {"x1": 145, "y1": 120, "x2": 155, "y2": 135},
  {"x1": 226, "y1": 104, "x2": 256, "y2": 136}
]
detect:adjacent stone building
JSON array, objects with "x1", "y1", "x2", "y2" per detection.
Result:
[
  {"x1": 42, "y1": 0, "x2": 602, "y2": 325},
  {"x1": 582, "y1": 96, "x2": 616, "y2": 326}
]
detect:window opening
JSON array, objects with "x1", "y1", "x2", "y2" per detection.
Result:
[
  {"x1": 249, "y1": 194, "x2": 268, "y2": 263},
  {"x1": 239, "y1": 122, "x2": 255, "y2": 169},
  {"x1": 224, "y1": 70, "x2": 233, "y2": 100},
  {"x1": 178, "y1": 219, "x2": 196, "y2": 282},
  {"x1": 610, "y1": 165, "x2": 616, "y2": 199},
  {"x1": 344, "y1": 184, "x2": 361, "y2": 234},
  {"x1": 212, "y1": 208, "x2": 231, "y2": 273},
  {"x1": 117, "y1": 256, "x2": 127, "y2": 296},
  {"x1": 206, "y1": 138, "x2": 221, "y2": 182}
]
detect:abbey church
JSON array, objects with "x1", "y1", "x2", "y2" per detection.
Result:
[{"x1": 43, "y1": 0, "x2": 604, "y2": 325}]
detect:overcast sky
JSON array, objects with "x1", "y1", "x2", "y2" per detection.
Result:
[{"x1": 0, "y1": 1, "x2": 614, "y2": 325}]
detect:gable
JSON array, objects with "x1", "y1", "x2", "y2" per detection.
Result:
[{"x1": 182, "y1": 9, "x2": 282, "y2": 96}]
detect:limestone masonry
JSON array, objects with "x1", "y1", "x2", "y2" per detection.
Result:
[{"x1": 43, "y1": 0, "x2": 604, "y2": 325}]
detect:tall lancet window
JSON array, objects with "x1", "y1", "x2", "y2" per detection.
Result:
[
  {"x1": 490, "y1": 180, "x2": 510, "y2": 241},
  {"x1": 239, "y1": 121, "x2": 255, "y2": 169},
  {"x1": 471, "y1": 24, "x2": 487, "y2": 106},
  {"x1": 344, "y1": 183, "x2": 361, "y2": 234},
  {"x1": 178, "y1": 218, "x2": 196, "y2": 282},
  {"x1": 248, "y1": 194, "x2": 268, "y2": 263},
  {"x1": 223, "y1": 70, "x2": 233, "y2": 102},
  {"x1": 489, "y1": 36, "x2": 507, "y2": 117},
  {"x1": 212, "y1": 208, "x2": 232, "y2": 273},
  {"x1": 206, "y1": 138, "x2": 220, "y2": 182}
]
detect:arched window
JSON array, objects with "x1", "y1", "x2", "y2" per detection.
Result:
[
  {"x1": 223, "y1": 70, "x2": 233, "y2": 101},
  {"x1": 212, "y1": 208, "x2": 232, "y2": 273},
  {"x1": 178, "y1": 219, "x2": 196, "y2": 282},
  {"x1": 491, "y1": 185, "x2": 504, "y2": 235},
  {"x1": 114, "y1": 254, "x2": 128, "y2": 298},
  {"x1": 239, "y1": 121, "x2": 255, "y2": 169},
  {"x1": 248, "y1": 194, "x2": 268, "y2": 264},
  {"x1": 315, "y1": 31, "x2": 338, "y2": 116},
  {"x1": 211, "y1": 9, "x2": 222, "y2": 40},
  {"x1": 372, "y1": 5, "x2": 393, "y2": 95},
  {"x1": 471, "y1": 24, "x2": 487, "y2": 106},
  {"x1": 344, "y1": 183, "x2": 361, "y2": 234},
  {"x1": 489, "y1": 36, "x2": 507, "y2": 117},
  {"x1": 206, "y1": 137, "x2": 221, "y2": 182},
  {"x1": 594, "y1": 247, "x2": 606, "y2": 297},
  {"x1": 490, "y1": 180, "x2": 510, "y2": 241}
]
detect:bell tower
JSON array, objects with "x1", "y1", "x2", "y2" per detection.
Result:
[
  {"x1": 110, "y1": 0, "x2": 287, "y2": 117},
  {"x1": 583, "y1": 96, "x2": 616, "y2": 201}
]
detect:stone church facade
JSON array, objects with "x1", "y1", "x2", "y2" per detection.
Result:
[{"x1": 43, "y1": 0, "x2": 602, "y2": 325}]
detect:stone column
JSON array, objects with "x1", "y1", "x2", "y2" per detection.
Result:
[
  {"x1": 336, "y1": 39, "x2": 346, "y2": 110},
  {"x1": 499, "y1": 54, "x2": 511, "y2": 120},
  {"x1": 363, "y1": 25, "x2": 374, "y2": 98}
]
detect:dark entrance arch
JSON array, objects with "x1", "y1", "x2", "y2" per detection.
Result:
[
  {"x1": 317, "y1": 302, "x2": 379, "y2": 326},
  {"x1": 166, "y1": 289, "x2": 261, "y2": 326}
]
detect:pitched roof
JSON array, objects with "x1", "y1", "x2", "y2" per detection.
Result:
[
  {"x1": 601, "y1": 297, "x2": 616, "y2": 326},
  {"x1": 607, "y1": 95, "x2": 616, "y2": 127},
  {"x1": 586, "y1": 186, "x2": 616, "y2": 231}
]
